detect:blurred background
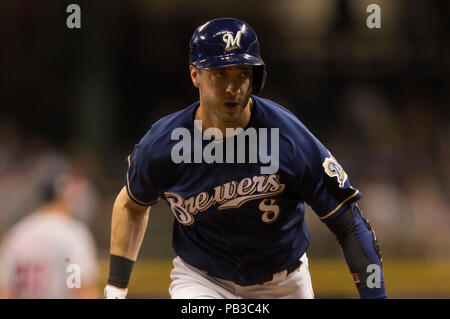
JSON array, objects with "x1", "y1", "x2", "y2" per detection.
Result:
[{"x1": 0, "y1": 0, "x2": 448, "y2": 298}]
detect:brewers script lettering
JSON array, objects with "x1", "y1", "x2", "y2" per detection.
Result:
[{"x1": 165, "y1": 174, "x2": 285, "y2": 226}]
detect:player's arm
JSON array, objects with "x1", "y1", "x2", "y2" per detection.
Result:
[
  {"x1": 110, "y1": 186, "x2": 150, "y2": 260},
  {"x1": 105, "y1": 186, "x2": 151, "y2": 298},
  {"x1": 324, "y1": 203, "x2": 386, "y2": 299},
  {"x1": 292, "y1": 121, "x2": 386, "y2": 298}
]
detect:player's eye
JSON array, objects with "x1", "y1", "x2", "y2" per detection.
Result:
[
  {"x1": 240, "y1": 71, "x2": 251, "y2": 78},
  {"x1": 215, "y1": 71, "x2": 225, "y2": 78}
]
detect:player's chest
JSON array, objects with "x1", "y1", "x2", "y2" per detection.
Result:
[
  {"x1": 159, "y1": 161, "x2": 283, "y2": 196},
  {"x1": 158, "y1": 163, "x2": 298, "y2": 226}
]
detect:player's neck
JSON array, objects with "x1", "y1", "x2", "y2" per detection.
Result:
[
  {"x1": 195, "y1": 98, "x2": 252, "y2": 138},
  {"x1": 37, "y1": 200, "x2": 72, "y2": 217}
]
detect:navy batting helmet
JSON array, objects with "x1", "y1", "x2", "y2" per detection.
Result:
[{"x1": 189, "y1": 18, "x2": 267, "y2": 94}]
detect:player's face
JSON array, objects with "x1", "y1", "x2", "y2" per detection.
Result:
[{"x1": 191, "y1": 65, "x2": 253, "y2": 123}]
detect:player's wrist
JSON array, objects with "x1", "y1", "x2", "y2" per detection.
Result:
[{"x1": 107, "y1": 254, "x2": 135, "y2": 289}]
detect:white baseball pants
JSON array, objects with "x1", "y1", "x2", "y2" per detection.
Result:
[{"x1": 169, "y1": 253, "x2": 314, "y2": 299}]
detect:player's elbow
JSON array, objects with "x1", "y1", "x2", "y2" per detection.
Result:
[
  {"x1": 324, "y1": 205, "x2": 356, "y2": 242},
  {"x1": 114, "y1": 186, "x2": 149, "y2": 215}
]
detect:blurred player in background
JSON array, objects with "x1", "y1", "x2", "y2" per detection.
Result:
[{"x1": 0, "y1": 155, "x2": 99, "y2": 298}]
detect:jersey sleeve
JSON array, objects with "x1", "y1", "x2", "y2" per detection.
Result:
[
  {"x1": 295, "y1": 127, "x2": 362, "y2": 222},
  {"x1": 125, "y1": 135, "x2": 159, "y2": 206}
]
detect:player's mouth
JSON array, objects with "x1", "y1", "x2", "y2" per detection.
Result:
[{"x1": 223, "y1": 102, "x2": 239, "y2": 109}]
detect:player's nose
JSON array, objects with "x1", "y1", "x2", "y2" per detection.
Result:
[{"x1": 225, "y1": 80, "x2": 242, "y2": 96}]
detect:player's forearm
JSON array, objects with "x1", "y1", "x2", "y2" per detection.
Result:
[
  {"x1": 110, "y1": 187, "x2": 150, "y2": 261},
  {"x1": 106, "y1": 187, "x2": 150, "y2": 293},
  {"x1": 325, "y1": 203, "x2": 386, "y2": 298}
]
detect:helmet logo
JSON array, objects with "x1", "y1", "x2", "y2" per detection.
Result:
[{"x1": 223, "y1": 31, "x2": 242, "y2": 52}]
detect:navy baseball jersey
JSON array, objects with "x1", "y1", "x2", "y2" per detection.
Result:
[{"x1": 126, "y1": 95, "x2": 362, "y2": 286}]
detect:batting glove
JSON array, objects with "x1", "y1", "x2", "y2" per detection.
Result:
[{"x1": 104, "y1": 285, "x2": 128, "y2": 299}]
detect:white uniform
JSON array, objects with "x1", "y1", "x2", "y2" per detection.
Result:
[
  {"x1": 169, "y1": 253, "x2": 314, "y2": 299},
  {"x1": 0, "y1": 211, "x2": 97, "y2": 298}
]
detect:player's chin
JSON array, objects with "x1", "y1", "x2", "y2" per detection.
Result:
[
  {"x1": 218, "y1": 113, "x2": 238, "y2": 123},
  {"x1": 219, "y1": 106, "x2": 243, "y2": 121}
]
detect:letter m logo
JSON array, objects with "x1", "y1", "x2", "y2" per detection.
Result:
[{"x1": 223, "y1": 31, "x2": 243, "y2": 52}]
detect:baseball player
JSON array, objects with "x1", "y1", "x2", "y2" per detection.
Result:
[
  {"x1": 0, "y1": 161, "x2": 99, "y2": 299},
  {"x1": 104, "y1": 18, "x2": 386, "y2": 299}
]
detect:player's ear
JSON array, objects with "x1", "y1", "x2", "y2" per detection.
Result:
[{"x1": 190, "y1": 65, "x2": 200, "y2": 88}]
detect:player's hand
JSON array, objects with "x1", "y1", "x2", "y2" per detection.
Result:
[{"x1": 103, "y1": 285, "x2": 128, "y2": 299}]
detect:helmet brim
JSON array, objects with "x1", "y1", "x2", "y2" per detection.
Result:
[{"x1": 192, "y1": 53, "x2": 265, "y2": 70}]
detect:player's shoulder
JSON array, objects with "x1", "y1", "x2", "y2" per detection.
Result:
[
  {"x1": 252, "y1": 95, "x2": 295, "y2": 117},
  {"x1": 252, "y1": 95, "x2": 318, "y2": 146},
  {"x1": 135, "y1": 101, "x2": 199, "y2": 151},
  {"x1": 2, "y1": 213, "x2": 41, "y2": 241},
  {"x1": 1, "y1": 212, "x2": 89, "y2": 249}
]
